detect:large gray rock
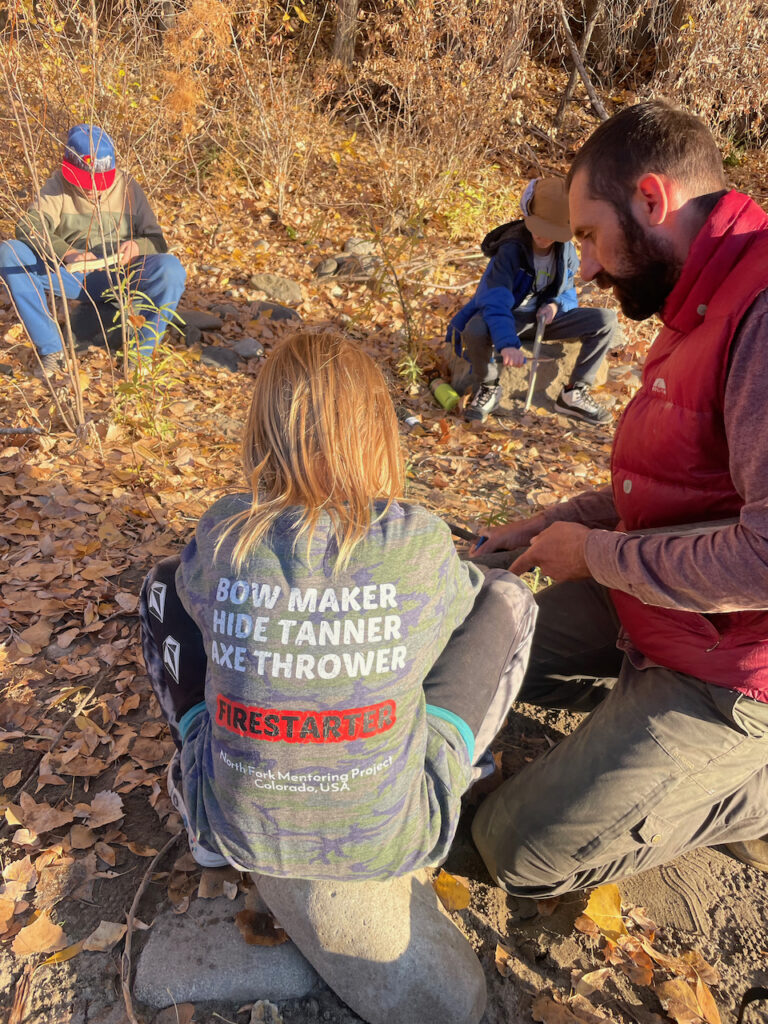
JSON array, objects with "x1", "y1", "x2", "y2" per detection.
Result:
[
  {"x1": 253, "y1": 872, "x2": 486, "y2": 1024},
  {"x1": 133, "y1": 895, "x2": 319, "y2": 1008},
  {"x1": 249, "y1": 274, "x2": 303, "y2": 307}
]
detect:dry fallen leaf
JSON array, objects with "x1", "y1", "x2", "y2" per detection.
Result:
[
  {"x1": 655, "y1": 978, "x2": 706, "y2": 1024},
  {"x1": 154, "y1": 1004, "x2": 195, "y2": 1024},
  {"x1": 80, "y1": 790, "x2": 124, "y2": 828},
  {"x1": 235, "y1": 909, "x2": 288, "y2": 947},
  {"x1": 82, "y1": 920, "x2": 127, "y2": 952},
  {"x1": 12, "y1": 910, "x2": 69, "y2": 957},
  {"x1": 432, "y1": 869, "x2": 471, "y2": 912},
  {"x1": 573, "y1": 967, "x2": 611, "y2": 996},
  {"x1": 6, "y1": 792, "x2": 75, "y2": 835},
  {"x1": 40, "y1": 941, "x2": 85, "y2": 965},
  {"x1": 582, "y1": 883, "x2": 628, "y2": 942},
  {"x1": 531, "y1": 993, "x2": 581, "y2": 1024},
  {"x1": 69, "y1": 824, "x2": 97, "y2": 849},
  {"x1": 3, "y1": 769, "x2": 23, "y2": 789}
]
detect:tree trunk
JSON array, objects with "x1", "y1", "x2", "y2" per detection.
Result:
[{"x1": 332, "y1": 0, "x2": 359, "y2": 66}]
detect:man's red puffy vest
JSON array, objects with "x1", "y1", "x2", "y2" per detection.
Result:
[{"x1": 610, "y1": 191, "x2": 768, "y2": 700}]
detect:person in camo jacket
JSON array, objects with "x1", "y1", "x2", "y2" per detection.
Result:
[
  {"x1": 0, "y1": 123, "x2": 186, "y2": 378},
  {"x1": 140, "y1": 329, "x2": 536, "y2": 877}
]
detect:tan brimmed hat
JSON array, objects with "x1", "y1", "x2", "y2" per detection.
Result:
[{"x1": 523, "y1": 177, "x2": 572, "y2": 243}]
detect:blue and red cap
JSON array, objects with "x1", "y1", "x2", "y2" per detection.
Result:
[{"x1": 62, "y1": 124, "x2": 116, "y2": 191}]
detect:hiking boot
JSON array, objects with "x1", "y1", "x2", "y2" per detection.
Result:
[
  {"x1": 726, "y1": 836, "x2": 768, "y2": 872},
  {"x1": 34, "y1": 352, "x2": 65, "y2": 380},
  {"x1": 555, "y1": 383, "x2": 611, "y2": 425},
  {"x1": 466, "y1": 381, "x2": 502, "y2": 423},
  {"x1": 166, "y1": 751, "x2": 232, "y2": 868}
]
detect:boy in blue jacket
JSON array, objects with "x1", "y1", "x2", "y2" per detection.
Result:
[{"x1": 446, "y1": 177, "x2": 618, "y2": 425}]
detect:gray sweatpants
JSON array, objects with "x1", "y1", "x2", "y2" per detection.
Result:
[
  {"x1": 472, "y1": 577, "x2": 768, "y2": 897},
  {"x1": 460, "y1": 307, "x2": 618, "y2": 387}
]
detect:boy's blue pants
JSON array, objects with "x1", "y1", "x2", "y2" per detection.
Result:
[{"x1": 0, "y1": 239, "x2": 186, "y2": 356}]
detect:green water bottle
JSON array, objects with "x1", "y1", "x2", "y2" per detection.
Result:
[{"x1": 430, "y1": 378, "x2": 460, "y2": 412}]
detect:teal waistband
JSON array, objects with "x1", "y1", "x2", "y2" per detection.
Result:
[
  {"x1": 179, "y1": 701, "x2": 207, "y2": 743},
  {"x1": 425, "y1": 704, "x2": 475, "y2": 762}
]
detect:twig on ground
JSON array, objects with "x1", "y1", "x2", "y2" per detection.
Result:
[
  {"x1": 121, "y1": 831, "x2": 183, "y2": 1024},
  {"x1": 9, "y1": 963, "x2": 34, "y2": 1024},
  {"x1": 0, "y1": 426, "x2": 46, "y2": 435}
]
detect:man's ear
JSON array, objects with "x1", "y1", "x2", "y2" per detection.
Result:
[{"x1": 632, "y1": 173, "x2": 673, "y2": 228}]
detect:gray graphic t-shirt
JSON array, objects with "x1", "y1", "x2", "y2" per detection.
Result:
[{"x1": 175, "y1": 496, "x2": 483, "y2": 879}]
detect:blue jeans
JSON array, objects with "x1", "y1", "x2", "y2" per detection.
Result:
[{"x1": 0, "y1": 239, "x2": 186, "y2": 356}]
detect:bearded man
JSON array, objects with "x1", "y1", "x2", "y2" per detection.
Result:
[{"x1": 470, "y1": 100, "x2": 768, "y2": 894}]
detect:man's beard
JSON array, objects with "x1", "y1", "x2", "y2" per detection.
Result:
[{"x1": 595, "y1": 212, "x2": 682, "y2": 321}]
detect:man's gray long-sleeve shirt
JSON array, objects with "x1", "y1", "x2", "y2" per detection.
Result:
[{"x1": 541, "y1": 293, "x2": 768, "y2": 615}]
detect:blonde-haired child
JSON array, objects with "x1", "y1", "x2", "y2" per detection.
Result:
[{"x1": 141, "y1": 329, "x2": 535, "y2": 877}]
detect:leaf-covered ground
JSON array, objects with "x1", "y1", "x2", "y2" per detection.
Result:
[{"x1": 2, "y1": 124, "x2": 768, "y2": 1024}]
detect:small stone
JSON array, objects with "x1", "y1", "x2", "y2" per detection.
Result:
[
  {"x1": 133, "y1": 895, "x2": 318, "y2": 1008},
  {"x1": 253, "y1": 871, "x2": 486, "y2": 1024},
  {"x1": 178, "y1": 310, "x2": 224, "y2": 331},
  {"x1": 0, "y1": 363, "x2": 14, "y2": 376},
  {"x1": 234, "y1": 338, "x2": 265, "y2": 359},
  {"x1": 210, "y1": 302, "x2": 242, "y2": 319},
  {"x1": 250, "y1": 301, "x2": 302, "y2": 324},
  {"x1": 253, "y1": 239, "x2": 270, "y2": 252},
  {"x1": 343, "y1": 238, "x2": 375, "y2": 256},
  {"x1": 201, "y1": 346, "x2": 240, "y2": 373},
  {"x1": 314, "y1": 258, "x2": 339, "y2": 278},
  {"x1": 249, "y1": 273, "x2": 303, "y2": 306}
]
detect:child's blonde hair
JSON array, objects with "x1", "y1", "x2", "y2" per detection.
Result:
[{"x1": 219, "y1": 329, "x2": 405, "y2": 572}]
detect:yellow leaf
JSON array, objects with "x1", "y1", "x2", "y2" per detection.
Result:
[
  {"x1": 655, "y1": 978, "x2": 705, "y2": 1024},
  {"x1": 694, "y1": 976, "x2": 722, "y2": 1024},
  {"x1": 40, "y1": 940, "x2": 84, "y2": 965},
  {"x1": 432, "y1": 869, "x2": 470, "y2": 911},
  {"x1": 49, "y1": 685, "x2": 89, "y2": 708},
  {"x1": 582, "y1": 883, "x2": 628, "y2": 942}
]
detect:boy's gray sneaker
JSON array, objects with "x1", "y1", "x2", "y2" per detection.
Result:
[
  {"x1": 555, "y1": 383, "x2": 611, "y2": 425},
  {"x1": 34, "y1": 352, "x2": 65, "y2": 379},
  {"x1": 167, "y1": 750, "x2": 231, "y2": 868},
  {"x1": 466, "y1": 381, "x2": 502, "y2": 423}
]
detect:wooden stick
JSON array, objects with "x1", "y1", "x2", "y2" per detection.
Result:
[
  {"x1": 554, "y1": 3, "x2": 602, "y2": 129},
  {"x1": 556, "y1": 0, "x2": 608, "y2": 121},
  {"x1": 121, "y1": 831, "x2": 183, "y2": 1024}
]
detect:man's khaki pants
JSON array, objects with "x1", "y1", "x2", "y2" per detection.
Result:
[{"x1": 472, "y1": 577, "x2": 768, "y2": 897}]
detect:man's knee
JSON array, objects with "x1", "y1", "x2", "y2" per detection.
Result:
[
  {"x1": 0, "y1": 239, "x2": 38, "y2": 274},
  {"x1": 161, "y1": 253, "x2": 186, "y2": 292},
  {"x1": 472, "y1": 786, "x2": 571, "y2": 897}
]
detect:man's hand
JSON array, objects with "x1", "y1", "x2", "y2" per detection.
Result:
[
  {"x1": 537, "y1": 302, "x2": 558, "y2": 326},
  {"x1": 63, "y1": 249, "x2": 98, "y2": 266},
  {"x1": 118, "y1": 240, "x2": 140, "y2": 265},
  {"x1": 469, "y1": 514, "x2": 547, "y2": 558},
  {"x1": 509, "y1": 521, "x2": 592, "y2": 580},
  {"x1": 501, "y1": 346, "x2": 526, "y2": 368}
]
